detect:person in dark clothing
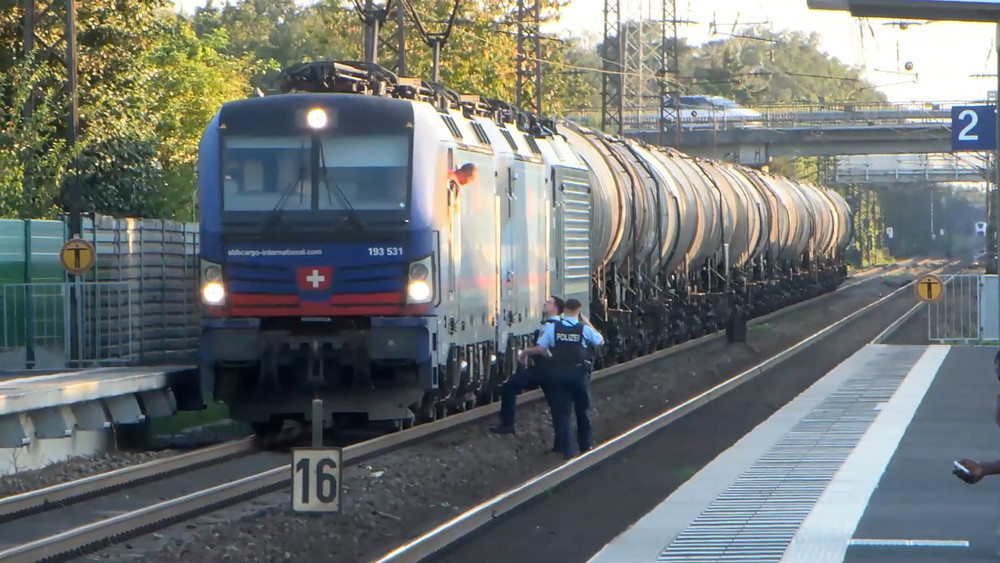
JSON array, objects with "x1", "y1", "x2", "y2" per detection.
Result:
[
  {"x1": 953, "y1": 349, "x2": 1000, "y2": 484},
  {"x1": 521, "y1": 298, "x2": 603, "y2": 460},
  {"x1": 490, "y1": 296, "x2": 565, "y2": 451}
]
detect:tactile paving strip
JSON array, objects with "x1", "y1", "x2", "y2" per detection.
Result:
[{"x1": 657, "y1": 348, "x2": 925, "y2": 562}]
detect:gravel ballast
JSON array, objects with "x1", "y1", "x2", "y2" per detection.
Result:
[
  {"x1": 0, "y1": 450, "x2": 181, "y2": 499},
  {"x1": 0, "y1": 262, "x2": 901, "y2": 498},
  {"x1": 81, "y1": 261, "x2": 944, "y2": 563}
]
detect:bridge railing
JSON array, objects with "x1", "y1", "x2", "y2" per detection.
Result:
[
  {"x1": 833, "y1": 153, "x2": 988, "y2": 184},
  {"x1": 561, "y1": 99, "x2": 972, "y2": 132},
  {"x1": 833, "y1": 167, "x2": 986, "y2": 184}
]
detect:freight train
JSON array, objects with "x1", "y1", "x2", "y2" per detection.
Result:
[{"x1": 195, "y1": 60, "x2": 853, "y2": 435}]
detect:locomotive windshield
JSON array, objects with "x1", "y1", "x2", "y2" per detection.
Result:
[
  {"x1": 222, "y1": 135, "x2": 312, "y2": 212},
  {"x1": 221, "y1": 133, "x2": 412, "y2": 216}
]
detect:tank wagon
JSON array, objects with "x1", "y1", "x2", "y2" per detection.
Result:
[{"x1": 195, "y1": 60, "x2": 852, "y2": 434}]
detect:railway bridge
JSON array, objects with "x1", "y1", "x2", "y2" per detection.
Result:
[{"x1": 567, "y1": 100, "x2": 987, "y2": 182}]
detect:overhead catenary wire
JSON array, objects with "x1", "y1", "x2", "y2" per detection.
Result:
[
  {"x1": 405, "y1": 3, "x2": 684, "y2": 88},
  {"x1": 401, "y1": 4, "x2": 890, "y2": 104}
]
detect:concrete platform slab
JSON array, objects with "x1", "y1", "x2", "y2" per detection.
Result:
[
  {"x1": 0, "y1": 366, "x2": 192, "y2": 416},
  {"x1": 839, "y1": 345, "x2": 1000, "y2": 563},
  {"x1": 587, "y1": 344, "x2": 971, "y2": 563},
  {"x1": 0, "y1": 366, "x2": 196, "y2": 473}
]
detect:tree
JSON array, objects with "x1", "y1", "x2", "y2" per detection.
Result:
[
  {"x1": 0, "y1": 57, "x2": 76, "y2": 218},
  {"x1": 688, "y1": 27, "x2": 887, "y2": 104},
  {"x1": 144, "y1": 19, "x2": 271, "y2": 219},
  {"x1": 0, "y1": 0, "x2": 265, "y2": 220},
  {"x1": 196, "y1": 0, "x2": 594, "y2": 115}
]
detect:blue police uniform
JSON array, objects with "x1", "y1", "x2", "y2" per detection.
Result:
[
  {"x1": 537, "y1": 317, "x2": 603, "y2": 459},
  {"x1": 491, "y1": 316, "x2": 562, "y2": 442}
]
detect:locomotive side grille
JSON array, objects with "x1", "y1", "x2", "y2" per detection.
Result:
[{"x1": 562, "y1": 178, "x2": 591, "y2": 297}]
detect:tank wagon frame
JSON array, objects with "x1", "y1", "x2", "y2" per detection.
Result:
[{"x1": 195, "y1": 60, "x2": 852, "y2": 433}]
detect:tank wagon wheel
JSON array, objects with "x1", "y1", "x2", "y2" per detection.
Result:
[{"x1": 251, "y1": 418, "x2": 283, "y2": 437}]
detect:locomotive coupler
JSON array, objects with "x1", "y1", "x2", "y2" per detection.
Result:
[
  {"x1": 306, "y1": 340, "x2": 325, "y2": 388},
  {"x1": 258, "y1": 346, "x2": 279, "y2": 390}
]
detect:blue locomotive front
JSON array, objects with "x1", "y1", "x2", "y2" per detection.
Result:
[{"x1": 197, "y1": 93, "x2": 438, "y2": 432}]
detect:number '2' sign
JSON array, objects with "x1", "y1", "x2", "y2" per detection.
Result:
[
  {"x1": 292, "y1": 448, "x2": 342, "y2": 512},
  {"x1": 951, "y1": 105, "x2": 997, "y2": 152}
]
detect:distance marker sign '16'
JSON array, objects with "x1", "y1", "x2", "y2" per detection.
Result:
[{"x1": 292, "y1": 447, "x2": 342, "y2": 513}]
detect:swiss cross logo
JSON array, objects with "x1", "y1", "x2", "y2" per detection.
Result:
[{"x1": 297, "y1": 267, "x2": 332, "y2": 291}]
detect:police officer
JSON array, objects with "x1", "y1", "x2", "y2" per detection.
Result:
[
  {"x1": 490, "y1": 296, "x2": 565, "y2": 449},
  {"x1": 522, "y1": 298, "x2": 603, "y2": 460}
]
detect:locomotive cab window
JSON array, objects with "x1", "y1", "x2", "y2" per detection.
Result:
[
  {"x1": 219, "y1": 131, "x2": 413, "y2": 220},
  {"x1": 317, "y1": 134, "x2": 410, "y2": 211},
  {"x1": 222, "y1": 136, "x2": 312, "y2": 211}
]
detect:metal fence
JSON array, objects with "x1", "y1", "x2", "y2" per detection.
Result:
[
  {"x1": 0, "y1": 213, "x2": 201, "y2": 371},
  {"x1": 927, "y1": 274, "x2": 979, "y2": 343},
  {"x1": 81, "y1": 215, "x2": 200, "y2": 365},
  {"x1": 0, "y1": 281, "x2": 132, "y2": 369}
]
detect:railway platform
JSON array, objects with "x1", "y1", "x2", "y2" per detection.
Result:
[
  {"x1": 0, "y1": 366, "x2": 196, "y2": 473},
  {"x1": 588, "y1": 344, "x2": 999, "y2": 563}
]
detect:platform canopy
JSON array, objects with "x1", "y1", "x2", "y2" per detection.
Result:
[{"x1": 808, "y1": 0, "x2": 1000, "y2": 21}]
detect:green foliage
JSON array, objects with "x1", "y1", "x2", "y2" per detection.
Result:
[
  {"x1": 0, "y1": 0, "x2": 265, "y2": 221},
  {"x1": 191, "y1": 0, "x2": 596, "y2": 116},
  {"x1": 0, "y1": 0, "x2": 904, "y2": 227},
  {"x1": 0, "y1": 57, "x2": 77, "y2": 219},
  {"x1": 144, "y1": 20, "x2": 273, "y2": 218}
]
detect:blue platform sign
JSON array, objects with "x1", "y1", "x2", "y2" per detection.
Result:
[{"x1": 951, "y1": 105, "x2": 996, "y2": 152}]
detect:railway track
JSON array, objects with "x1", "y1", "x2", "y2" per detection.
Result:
[
  {"x1": 0, "y1": 260, "x2": 941, "y2": 562},
  {"x1": 374, "y1": 259, "x2": 965, "y2": 563}
]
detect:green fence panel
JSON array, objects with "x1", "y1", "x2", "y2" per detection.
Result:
[{"x1": 0, "y1": 220, "x2": 67, "y2": 366}]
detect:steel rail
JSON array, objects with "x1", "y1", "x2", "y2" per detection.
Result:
[
  {"x1": 0, "y1": 262, "x2": 931, "y2": 563},
  {"x1": 0, "y1": 260, "x2": 899, "y2": 521},
  {"x1": 0, "y1": 437, "x2": 256, "y2": 522},
  {"x1": 370, "y1": 261, "x2": 955, "y2": 563}
]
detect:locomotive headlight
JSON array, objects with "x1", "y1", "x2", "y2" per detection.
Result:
[
  {"x1": 409, "y1": 263, "x2": 429, "y2": 280},
  {"x1": 306, "y1": 108, "x2": 327, "y2": 129},
  {"x1": 407, "y1": 280, "x2": 431, "y2": 302},
  {"x1": 200, "y1": 258, "x2": 226, "y2": 306},
  {"x1": 202, "y1": 282, "x2": 226, "y2": 305},
  {"x1": 406, "y1": 255, "x2": 434, "y2": 304},
  {"x1": 204, "y1": 265, "x2": 222, "y2": 282}
]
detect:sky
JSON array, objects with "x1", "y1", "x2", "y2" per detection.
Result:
[{"x1": 173, "y1": 0, "x2": 1000, "y2": 103}]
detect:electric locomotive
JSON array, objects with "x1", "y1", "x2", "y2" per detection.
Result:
[{"x1": 196, "y1": 62, "x2": 590, "y2": 433}]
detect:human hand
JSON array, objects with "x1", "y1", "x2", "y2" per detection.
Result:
[{"x1": 954, "y1": 459, "x2": 985, "y2": 484}]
